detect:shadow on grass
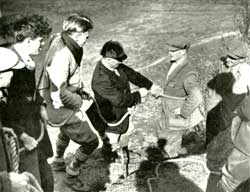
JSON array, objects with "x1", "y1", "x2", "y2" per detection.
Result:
[
  {"x1": 135, "y1": 142, "x2": 203, "y2": 192},
  {"x1": 55, "y1": 147, "x2": 115, "y2": 192}
]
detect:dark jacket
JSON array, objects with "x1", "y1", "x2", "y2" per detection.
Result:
[
  {"x1": 0, "y1": 102, "x2": 11, "y2": 192},
  {"x1": 91, "y1": 60, "x2": 152, "y2": 134},
  {"x1": 207, "y1": 72, "x2": 245, "y2": 131},
  {"x1": 5, "y1": 67, "x2": 53, "y2": 159}
]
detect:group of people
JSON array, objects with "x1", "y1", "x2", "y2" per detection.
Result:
[
  {"x1": 158, "y1": 38, "x2": 250, "y2": 192},
  {"x1": 0, "y1": 13, "x2": 163, "y2": 192},
  {"x1": 0, "y1": 12, "x2": 249, "y2": 192}
]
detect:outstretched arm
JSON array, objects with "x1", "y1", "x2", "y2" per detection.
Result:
[
  {"x1": 119, "y1": 64, "x2": 153, "y2": 89},
  {"x1": 93, "y1": 78, "x2": 142, "y2": 108}
]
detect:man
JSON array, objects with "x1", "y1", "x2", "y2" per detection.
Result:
[
  {"x1": 216, "y1": 97, "x2": 250, "y2": 192},
  {"x1": 206, "y1": 40, "x2": 250, "y2": 192},
  {"x1": 42, "y1": 13, "x2": 104, "y2": 179},
  {"x1": 0, "y1": 47, "x2": 41, "y2": 192},
  {"x1": 91, "y1": 40, "x2": 163, "y2": 154},
  {"x1": 4, "y1": 14, "x2": 54, "y2": 192},
  {"x1": 206, "y1": 39, "x2": 249, "y2": 145},
  {"x1": 205, "y1": 40, "x2": 250, "y2": 173},
  {"x1": 158, "y1": 39, "x2": 204, "y2": 158}
]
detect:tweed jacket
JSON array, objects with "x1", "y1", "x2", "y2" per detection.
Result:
[
  {"x1": 42, "y1": 35, "x2": 83, "y2": 126},
  {"x1": 91, "y1": 60, "x2": 153, "y2": 134},
  {"x1": 163, "y1": 57, "x2": 202, "y2": 119}
]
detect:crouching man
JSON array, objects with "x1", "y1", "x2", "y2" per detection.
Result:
[
  {"x1": 91, "y1": 40, "x2": 163, "y2": 155},
  {"x1": 158, "y1": 39, "x2": 205, "y2": 158}
]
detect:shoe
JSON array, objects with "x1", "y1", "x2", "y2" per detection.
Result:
[
  {"x1": 51, "y1": 157, "x2": 66, "y2": 172},
  {"x1": 66, "y1": 164, "x2": 80, "y2": 176}
]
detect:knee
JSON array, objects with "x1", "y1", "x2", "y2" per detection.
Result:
[{"x1": 80, "y1": 137, "x2": 99, "y2": 155}]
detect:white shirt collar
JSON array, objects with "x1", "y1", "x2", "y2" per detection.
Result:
[{"x1": 13, "y1": 44, "x2": 35, "y2": 70}]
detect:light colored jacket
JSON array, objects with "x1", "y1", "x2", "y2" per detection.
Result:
[{"x1": 42, "y1": 36, "x2": 83, "y2": 126}]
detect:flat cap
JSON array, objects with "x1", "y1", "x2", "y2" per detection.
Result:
[
  {"x1": 167, "y1": 37, "x2": 191, "y2": 52},
  {"x1": 223, "y1": 39, "x2": 250, "y2": 60}
]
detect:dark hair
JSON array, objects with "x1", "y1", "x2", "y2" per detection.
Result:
[
  {"x1": 63, "y1": 13, "x2": 93, "y2": 34},
  {"x1": 100, "y1": 40, "x2": 127, "y2": 61},
  {"x1": 0, "y1": 15, "x2": 23, "y2": 45},
  {"x1": 13, "y1": 14, "x2": 52, "y2": 42}
]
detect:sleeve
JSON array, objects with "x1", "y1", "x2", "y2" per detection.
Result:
[
  {"x1": 93, "y1": 78, "x2": 141, "y2": 108},
  {"x1": 206, "y1": 61, "x2": 221, "y2": 81},
  {"x1": 181, "y1": 72, "x2": 203, "y2": 119},
  {"x1": 59, "y1": 82, "x2": 83, "y2": 110},
  {"x1": 119, "y1": 64, "x2": 153, "y2": 89},
  {"x1": 0, "y1": 171, "x2": 11, "y2": 192},
  {"x1": 233, "y1": 64, "x2": 250, "y2": 94},
  {"x1": 47, "y1": 50, "x2": 82, "y2": 111},
  {"x1": 237, "y1": 95, "x2": 250, "y2": 121}
]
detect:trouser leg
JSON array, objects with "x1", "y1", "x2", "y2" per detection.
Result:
[
  {"x1": 19, "y1": 149, "x2": 41, "y2": 184},
  {"x1": 55, "y1": 130, "x2": 70, "y2": 158},
  {"x1": 160, "y1": 128, "x2": 185, "y2": 158},
  {"x1": 38, "y1": 152, "x2": 54, "y2": 192},
  {"x1": 62, "y1": 119, "x2": 99, "y2": 176}
]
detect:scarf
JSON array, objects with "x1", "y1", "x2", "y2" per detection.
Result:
[
  {"x1": 101, "y1": 57, "x2": 121, "y2": 76},
  {"x1": 61, "y1": 31, "x2": 83, "y2": 66}
]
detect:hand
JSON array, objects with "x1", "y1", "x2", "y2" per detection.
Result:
[
  {"x1": 173, "y1": 107, "x2": 181, "y2": 116},
  {"x1": 150, "y1": 84, "x2": 164, "y2": 98},
  {"x1": 2, "y1": 127, "x2": 15, "y2": 137},
  {"x1": 9, "y1": 172, "x2": 29, "y2": 192},
  {"x1": 20, "y1": 133, "x2": 38, "y2": 151},
  {"x1": 138, "y1": 88, "x2": 148, "y2": 98},
  {"x1": 40, "y1": 105, "x2": 48, "y2": 126},
  {"x1": 80, "y1": 99, "x2": 93, "y2": 112}
]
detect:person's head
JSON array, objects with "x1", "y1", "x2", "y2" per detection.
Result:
[
  {"x1": 0, "y1": 48, "x2": 25, "y2": 88},
  {"x1": 167, "y1": 41, "x2": 190, "y2": 62},
  {"x1": 100, "y1": 40, "x2": 127, "y2": 68},
  {"x1": 13, "y1": 14, "x2": 52, "y2": 55},
  {"x1": 222, "y1": 39, "x2": 250, "y2": 68},
  {"x1": 0, "y1": 15, "x2": 23, "y2": 47},
  {"x1": 62, "y1": 13, "x2": 93, "y2": 47}
]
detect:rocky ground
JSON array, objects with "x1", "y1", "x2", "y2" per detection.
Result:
[{"x1": 3, "y1": 0, "x2": 250, "y2": 191}]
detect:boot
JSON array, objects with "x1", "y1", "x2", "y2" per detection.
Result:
[
  {"x1": 51, "y1": 157, "x2": 66, "y2": 172},
  {"x1": 66, "y1": 157, "x2": 82, "y2": 176}
]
